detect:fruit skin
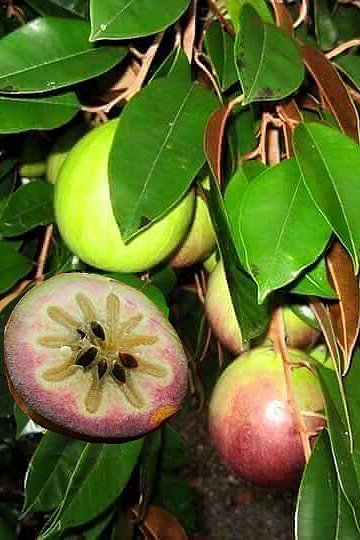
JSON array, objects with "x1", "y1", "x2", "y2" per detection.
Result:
[
  {"x1": 209, "y1": 347, "x2": 325, "y2": 488},
  {"x1": 283, "y1": 306, "x2": 320, "y2": 349},
  {"x1": 204, "y1": 260, "x2": 243, "y2": 355},
  {"x1": 4, "y1": 272, "x2": 188, "y2": 442},
  {"x1": 170, "y1": 180, "x2": 217, "y2": 268},
  {"x1": 46, "y1": 123, "x2": 87, "y2": 184},
  {"x1": 55, "y1": 119, "x2": 195, "y2": 273},
  {"x1": 205, "y1": 261, "x2": 319, "y2": 355}
]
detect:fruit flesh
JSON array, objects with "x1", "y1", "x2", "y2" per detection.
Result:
[
  {"x1": 209, "y1": 348, "x2": 325, "y2": 488},
  {"x1": 5, "y1": 273, "x2": 188, "y2": 441},
  {"x1": 55, "y1": 119, "x2": 195, "y2": 273}
]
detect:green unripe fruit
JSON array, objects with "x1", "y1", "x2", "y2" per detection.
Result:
[
  {"x1": 170, "y1": 180, "x2": 217, "y2": 268},
  {"x1": 55, "y1": 120, "x2": 195, "y2": 273},
  {"x1": 46, "y1": 124, "x2": 87, "y2": 184}
]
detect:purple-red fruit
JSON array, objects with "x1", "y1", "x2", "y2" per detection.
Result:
[
  {"x1": 209, "y1": 347, "x2": 325, "y2": 488},
  {"x1": 4, "y1": 273, "x2": 188, "y2": 442}
]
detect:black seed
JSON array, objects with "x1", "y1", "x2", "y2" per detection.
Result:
[
  {"x1": 118, "y1": 352, "x2": 138, "y2": 369},
  {"x1": 76, "y1": 347, "x2": 98, "y2": 367},
  {"x1": 112, "y1": 363, "x2": 126, "y2": 383},
  {"x1": 97, "y1": 360, "x2": 107, "y2": 379},
  {"x1": 77, "y1": 328, "x2": 87, "y2": 339},
  {"x1": 90, "y1": 321, "x2": 105, "y2": 340}
]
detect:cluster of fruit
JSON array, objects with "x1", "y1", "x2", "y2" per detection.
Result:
[{"x1": 5, "y1": 119, "x2": 326, "y2": 489}]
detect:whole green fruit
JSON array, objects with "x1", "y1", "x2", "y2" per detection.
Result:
[
  {"x1": 55, "y1": 120, "x2": 195, "y2": 273},
  {"x1": 170, "y1": 179, "x2": 216, "y2": 268},
  {"x1": 209, "y1": 347, "x2": 325, "y2": 488}
]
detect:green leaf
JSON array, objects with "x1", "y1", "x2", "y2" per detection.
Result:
[
  {"x1": 22, "y1": 432, "x2": 87, "y2": 516},
  {"x1": 206, "y1": 175, "x2": 270, "y2": 340},
  {"x1": 155, "y1": 474, "x2": 199, "y2": 533},
  {"x1": 161, "y1": 425, "x2": 188, "y2": 471},
  {"x1": 294, "y1": 122, "x2": 360, "y2": 272},
  {"x1": 295, "y1": 429, "x2": 360, "y2": 539},
  {"x1": 290, "y1": 257, "x2": 337, "y2": 299},
  {"x1": 314, "y1": 0, "x2": 339, "y2": 51},
  {"x1": 235, "y1": 5, "x2": 304, "y2": 105},
  {"x1": 109, "y1": 51, "x2": 218, "y2": 240},
  {"x1": 204, "y1": 21, "x2": 238, "y2": 91},
  {"x1": 0, "y1": 17, "x2": 126, "y2": 93},
  {"x1": 238, "y1": 159, "x2": 331, "y2": 302},
  {"x1": 25, "y1": 0, "x2": 89, "y2": 19},
  {"x1": 89, "y1": 0, "x2": 191, "y2": 40},
  {"x1": 227, "y1": 107, "x2": 258, "y2": 164},
  {"x1": 226, "y1": 0, "x2": 273, "y2": 31},
  {"x1": 336, "y1": 56, "x2": 360, "y2": 94},
  {"x1": 105, "y1": 273, "x2": 168, "y2": 316},
  {"x1": 316, "y1": 365, "x2": 360, "y2": 530},
  {"x1": 0, "y1": 240, "x2": 32, "y2": 294},
  {"x1": 0, "y1": 181, "x2": 54, "y2": 236},
  {"x1": 0, "y1": 93, "x2": 80, "y2": 133},
  {"x1": 41, "y1": 439, "x2": 143, "y2": 537}
]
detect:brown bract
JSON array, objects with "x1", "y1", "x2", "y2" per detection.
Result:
[{"x1": 4, "y1": 273, "x2": 188, "y2": 442}]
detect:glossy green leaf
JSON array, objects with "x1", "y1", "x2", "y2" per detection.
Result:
[
  {"x1": 139, "y1": 430, "x2": 162, "y2": 520},
  {"x1": 317, "y1": 365, "x2": 360, "y2": 529},
  {"x1": 0, "y1": 375, "x2": 13, "y2": 417},
  {"x1": 109, "y1": 51, "x2": 218, "y2": 240},
  {"x1": 296, "y1": 427, "x2": 360, "y2": 539},
  {"x1": 336, "y1": 56, "x2": 360, "y2": 93},
  {"x1": 206, "y1": 175, "x2": 270, "y2": 340},
  {"x1": 0, "y1": 17, "x2": 126, "y2": 93},
  {"x1": 294, "y1": 122, "x2": 360, "y2": 271},
  {"x1": 290, "y1": 257, "x2": 337, "y2": 299},
  {"x1": 41, "y1": 439, "x2": 143, "y2": 537},
  {"x1": 90, "y1": 0, "x2": 191, "y2": 40},
  {"x1": 224, "y1": 161, "x2": 267, "y2": 251},
  {"x1": 0, "y1": 93, "x2": 79, "y2": 133},
  {"x1": 238, "y1": 159, "x2": 331, "y2": 302},
  {"x1": 0, "y1": 241, "x2": 32, "y2": 294},
  {"x1": 235, "y1": 5, "x2": 304, "y2": 105},
  {"x1": 25, "y1": 0, "x2": 89, "y2": 19},
  {"x1": 314, "y1": 0, "x2": 338, "y2": 51},
  {"x1": 225, "y1": 0, "x2": 273, "y2": 31},
  {"x1": 105, "y1": 272, "x2": 168, "y2": 316},
  {"x1": 204, "y1": 21, "x2": 238, "y2": 91},
  {"x1": 333, "y1": 5, "x2": 360, "y2": 42},
  {"x1": 0, "y1": 181, "x2": 54, "y2": 236},
  {"x1": 155, "y1": 473, "x2": 199, "y2": 533},
  {"x1": 227, "y1": 108, "x2": 258, "y2": 164},
  {"x1": 22, "y1": 433, "x2": 87, "y2": 516},
  {"x1": 161, "y1": 425, "x2": 188, "y2": 471},
  {"x1": 296, "y1": 431, "x2": 338, "y2": 540}
]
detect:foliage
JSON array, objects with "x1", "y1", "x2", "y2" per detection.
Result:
[{"x1": 0, "y1": 0, "x2": 359, "y2": 538}]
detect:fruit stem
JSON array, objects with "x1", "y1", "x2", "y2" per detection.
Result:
[
  {"x1": 269, "y1": 308, "x2": 312, "y2": 462},
  {"x1": 36, "y1": 224, "x2": 54, "y2": 280}
]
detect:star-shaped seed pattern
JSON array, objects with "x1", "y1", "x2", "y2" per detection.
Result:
[{"x1": 38, "y1": 292, "x2": 166, "y2": 414}]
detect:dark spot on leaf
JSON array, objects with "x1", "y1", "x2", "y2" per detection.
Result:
[
  {"x1": 0, "y1": 86, "x2": 16, "y2": 92},
  {"x1": 258, "y1": 87, "x2": 274, "y2": 99},
  {"x1": 250, "y1": 264, "x2": 259, "y2": 277},
  {"x1": 140, "y1": 215, "x2": 151, "y2": 228}
]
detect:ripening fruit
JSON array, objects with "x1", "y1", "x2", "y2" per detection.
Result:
[
  {"x1": 170, "y1": 179, "x2": 217, "y2": 268},
  {"x1": 204, "y1": 260, "x2": 243, "y2": 355},
  {"x1": 4, "y1": 273, "x2": 188, "y2": 442},
  {"x1": 209, "y1": 347, "x2": 325, "y2": 488},
  {"x1": 205, "y1": 261, "x2": 320, "y2": 354},
  {"x1": 55, "y1": 119, "x2": 195, "y2": 273}
]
